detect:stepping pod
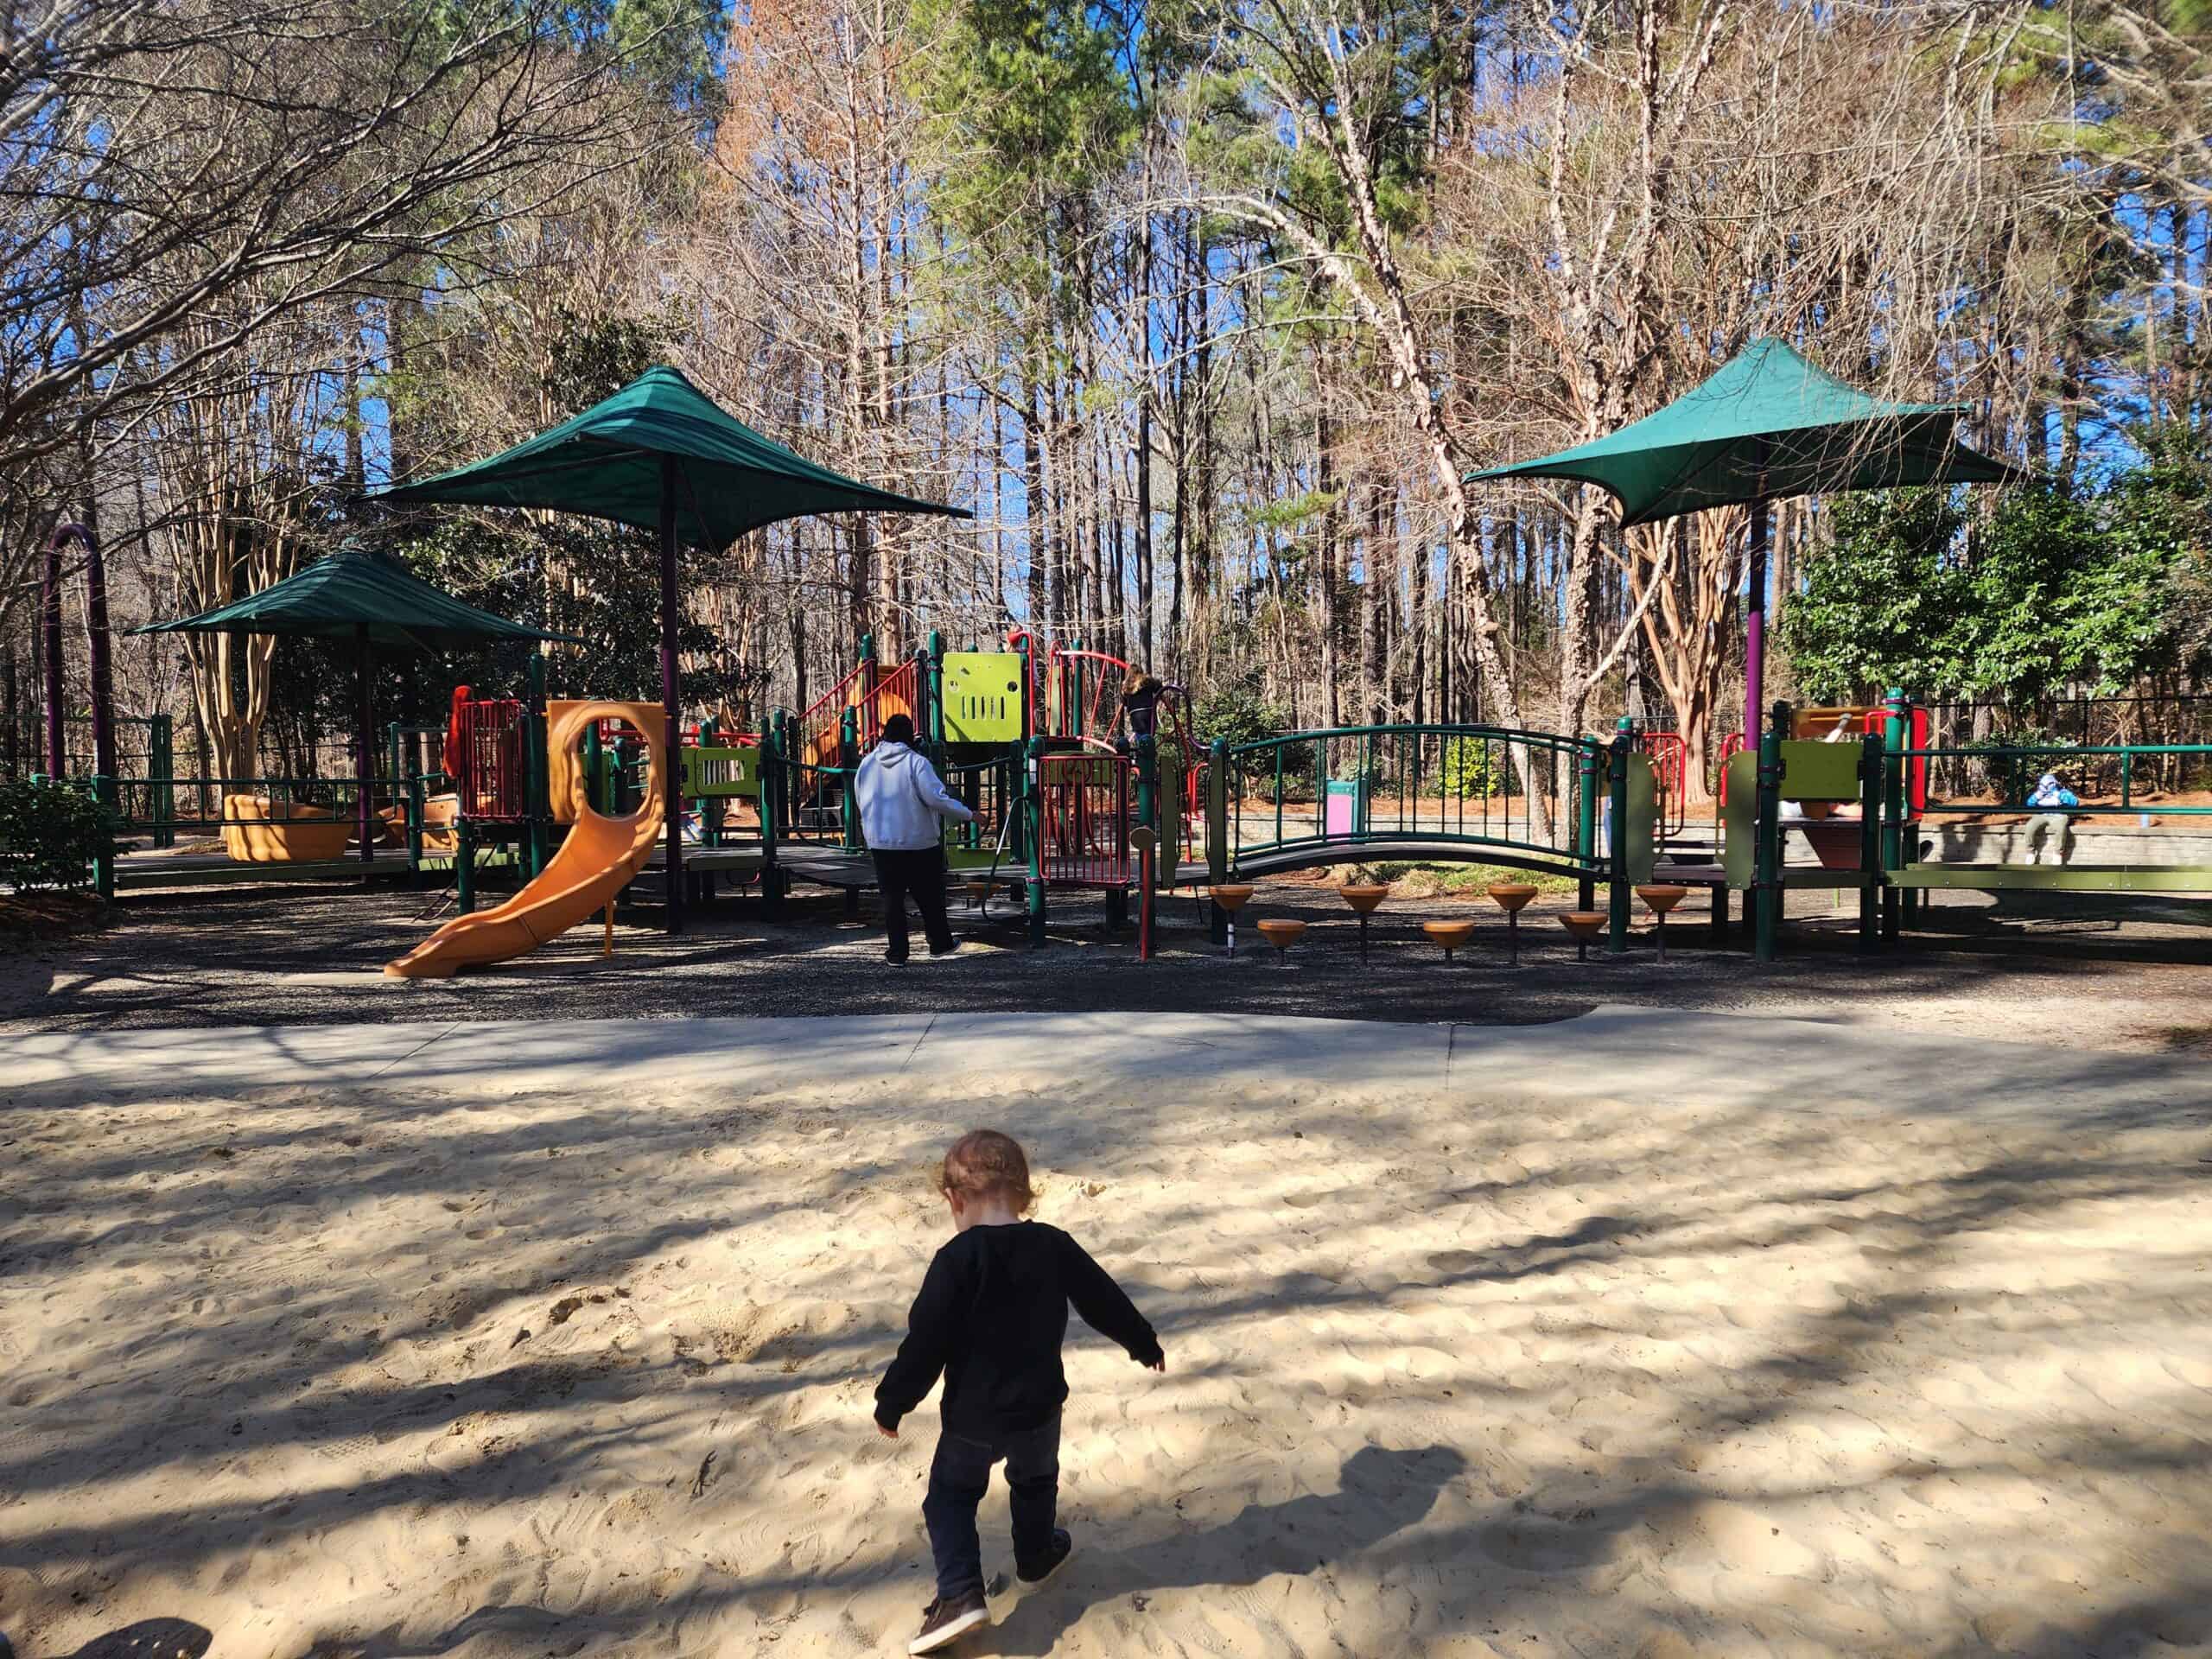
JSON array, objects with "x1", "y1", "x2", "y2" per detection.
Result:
[
  {"x1": 1637, "y1": 884, "x2": 1689, "y2": 964},
  {"x1": 1486, "y1": 883, "x2": 1539, "y2": 967},
  {"x1": 1338, "y1": 883, "x2": 1390, "y2": 963},
  {"x1": 1421, "y1": 919, "x2": 1476, "y2": 963},
  {"x1": 1255, "y1": 918, "x2": 1306, "y2": 968},
  {"x1": 1209, "y1": 884, "x2": 1255, "y2": 957},
  {"x1": 1559, "y1": 910, "x2": 1608, "y2": 962}
]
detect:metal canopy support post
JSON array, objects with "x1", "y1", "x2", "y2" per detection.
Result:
[
  {"x1": 354, "y1": 623, "x2": 375, "y2": 865},
  {"x1": 658, "y1": 455, "x2": 685, "y2": 933},
  {"x1": 1881, "y1": 687, "x2": 1907, "y2": 939},
  {"x1": 1858, "y1": 730, "x2": 1882, "y2": 952},
  {"x1": 1743, "y1": 438, "x2": 1770, "y2": 748},
  {"x1": 1025, "y1": 738, "x2": 1047, "y2": 948},
  {"x1": 525, "y1": 649, "x2": 550, "y2": 878},
  {"x1": 1753, "y1": 700, "x2": 1787, "y2": 962},
  {"x1": 1606, "y1": 718, "x2": 1632, "y2": 954}
]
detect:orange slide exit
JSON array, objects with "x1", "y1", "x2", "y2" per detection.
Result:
[{"x1": 384, "y1": 700, "x2": 665, "y2": 980}]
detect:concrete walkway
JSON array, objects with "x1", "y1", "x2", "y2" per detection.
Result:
[{"x1": 12, "y1": 1006, "x2": 2204, "y2": 1125}]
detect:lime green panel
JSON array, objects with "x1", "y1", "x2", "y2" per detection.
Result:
[
  {"x1": 1721, "y1": 752, "x2": 1755, "y2": 888},
  {"x1": 1778, "y1": 740, "x2": 1859, "y2": 802},
  {"x1": 1624, "y1": 751, "x2": 1657, "y2": 882},
  {"x1": 1154, "y1": 744, "x2": 1187, "y2": 889},
  {"x1": 942, "y1": 652, "x2": 1025, "y2": 743},
  {"x1": 945, "y1": 844, "x2": 1008, "y2": 871},
  {"x1": 1893, "y1": 863, "x2": 2212, "y2": 892},
  {"x1": 683, "y1": 745, "x2": 759, "y2": 798}
]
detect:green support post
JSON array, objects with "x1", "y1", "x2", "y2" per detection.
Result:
[
  {"x1": 1858, "y1": 729, "x2": 1882, "y2": 953},
  {"x1": 925, "y1": 630, "x2": 945, "y2": 748},
  {"x1": 406, "y1": 770, "x2": 425, "y2": 879},
  {"x1": 1606, "y1": 719, "x2": 1633, "y2": 953},
  {"x1": 760, "y1": 719, "x2": 785, "y2": 919},
  {"x1": 1576, "y1": 742, "x2": 1599, "y2": 912},
  {"x1": 585, "y1": 719, "x2": 605, "y2": 816},
  {"x1": 1752, "y1": 701, "x2": 1788, "y2": 963},
  {"x1": 701, "y1": 715, "x2": 721, "y2": 851},
  {"x1": 1025, "y1": 738, "x2": 1047, "y2": 948},
  {"x1": 1881, "y1": 688, "x2": 1907, "y2": 940},
  {"x1": 525, "y1": 650, "x2": 550, "y2": 878},
  {"x1": 840, "y1": 705, "x2": 861, "y2": 852},
  {"x1": 151, "y1": 713, "x2": 174, "y2": 849}
]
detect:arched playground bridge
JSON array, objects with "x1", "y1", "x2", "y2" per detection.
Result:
[{"x1": 1205, "y1": 721, "x2": 1654, "y2": 899}]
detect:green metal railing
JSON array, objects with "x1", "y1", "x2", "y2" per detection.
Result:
[
  {"x1": 1217, "y1": 723, "x2": 1611, "y2": 880},
  {"x1": 1891, "y1": 741, "x2": 2212, "y2": 821}
]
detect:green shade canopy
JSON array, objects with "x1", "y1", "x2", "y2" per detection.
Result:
[
  {"x1": 368, "y1": 363, "x2": 970, "y2": 545},
  {"x1": 135, "y1": 545, "x2": 583, "y2": 654},
  {"x1": 1466, "y1": 338, "x2": 2026, "y2": 525}
]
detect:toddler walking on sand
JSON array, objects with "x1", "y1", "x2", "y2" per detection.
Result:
[{"x1": 874, "y1": 1130, "x2": 1164, "y2": 1654}]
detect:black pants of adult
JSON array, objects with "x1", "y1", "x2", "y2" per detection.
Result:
[
  {"x1": 922, "y1": 1414, "x2": 1060, "y2": 1603},
  {"x1": 872, "y1": 844, "x2": 954, "y2": 961}
]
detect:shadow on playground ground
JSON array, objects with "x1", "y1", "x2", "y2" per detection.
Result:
[{"x1": 4, "y1": 870, "x2": 2209, "y2": 1047}]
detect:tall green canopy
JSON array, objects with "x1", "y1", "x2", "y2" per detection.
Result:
[
  {"x1": 134, "y1": 545, "x2": 583, "y2": 652},
  {"x1": 1465, "y1": 338, "x2": 2024, "y2": 526},
  {"x1": 370, "y1": 363, "x2": 970, "y2": 545},
  {"x1": 365, "y1": 361, "x2": 971, "y2": 935}
]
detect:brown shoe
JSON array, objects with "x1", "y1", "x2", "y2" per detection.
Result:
[{"x1": 906, "y1": 1591, "x2": 989, "y2": 1654}]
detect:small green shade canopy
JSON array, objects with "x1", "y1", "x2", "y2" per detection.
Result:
[
  {"x1": 134, "y1": 546, "x2": 582, "y2": 653},
  {"x1": 1465, "y1": 338, "x2": 2025, "y2": 525},
  {"x1": 368, "y1": 364, "x2": 969, "y2": 546}
]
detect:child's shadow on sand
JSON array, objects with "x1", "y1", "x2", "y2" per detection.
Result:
[{"x1": 982, "y1": 1443, "x2": 1466, "y2": 1656}]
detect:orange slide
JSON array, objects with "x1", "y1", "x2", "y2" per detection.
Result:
[{"x1": 384, "y1": 700, "x2": 665, "y2": 980}]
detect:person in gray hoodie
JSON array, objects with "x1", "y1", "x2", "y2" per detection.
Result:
[{"x1": 856, "y1": 714, "x2": 976, "y2": 963}]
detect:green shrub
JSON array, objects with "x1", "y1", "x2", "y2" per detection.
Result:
[
  {"x1": 1193, "y1": 669, "x2": 1311, "y2": 786},
  {"x1": 1441, "y1": 735, "x2": 1518, "y2": 799},
  {"x1": 0, "y1": 779, "x2": 115, "y2": 893}
]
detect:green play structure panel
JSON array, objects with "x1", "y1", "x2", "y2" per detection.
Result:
[
  {"x1": 942, "y1": 652, "x2": 1024, "y2": 743},
  {"x1": 683, "y1": 745, "x2": 760, "y2": 798},
  {"x1": 1892, "y1": 863, "x2": 2212, "y2": 892},
  {"x1": 1624, "y1": 750, "x2": 1657, "y2": 883},
  {"x1": 1777, "y1": 740, "x2": 1861, "y2": 802}
]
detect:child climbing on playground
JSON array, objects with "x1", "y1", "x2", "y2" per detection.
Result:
[
  {"x1": 856, "y1": 713, "x2": 975, "y2": 963},
  {"x1": 874, "y1": 1129, "x2": 1166, "y2": 1655}
]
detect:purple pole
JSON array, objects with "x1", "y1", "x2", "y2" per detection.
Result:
[
  {"x1": 658, "y1": 456, "x2": 685, "y2": 933},
  {"x1": 1742, "y1": 435, "x2": 1772, "y2": 747},
  {"x1": 41, "y1": 525, "x2": 117, "y2": 785},
  {"x1": 1743, "y1": 493, "x2": 1769, "y2": 748},
  {"x1": 75, "y1": 526, "x2": 117, "y2": 791},
  {"x1": 41, "y1": 536, "x2": 63, "y2": 776},
  {"x1": 355, "y1": 624, "x2": 375, "y2": 864}
]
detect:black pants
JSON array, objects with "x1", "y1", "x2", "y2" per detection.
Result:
[
  {"x1": 922, "y1": 1414, "x2": 1060, "y2": 1603},
  {"x1": 873, "y1": 845, "x2": 953, "y2": 961}
]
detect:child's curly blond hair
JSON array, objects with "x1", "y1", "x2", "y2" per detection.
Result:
[{"x1": 938, "y1": 1129, "x2": 1033, "y2": 1212}]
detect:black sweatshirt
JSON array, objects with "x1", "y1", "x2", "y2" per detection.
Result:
[{"x1": 874, "y1": 1220, "x2": 1162, "y2": 1437}]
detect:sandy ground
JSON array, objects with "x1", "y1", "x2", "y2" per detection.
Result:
[{"x1": 4, "y1": 1011, "x2": 2210, "y2": 1659}]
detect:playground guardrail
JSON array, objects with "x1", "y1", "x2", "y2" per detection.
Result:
[{"x1": 1217, "y1": 723, "x2": 1611, "y2": 878}]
